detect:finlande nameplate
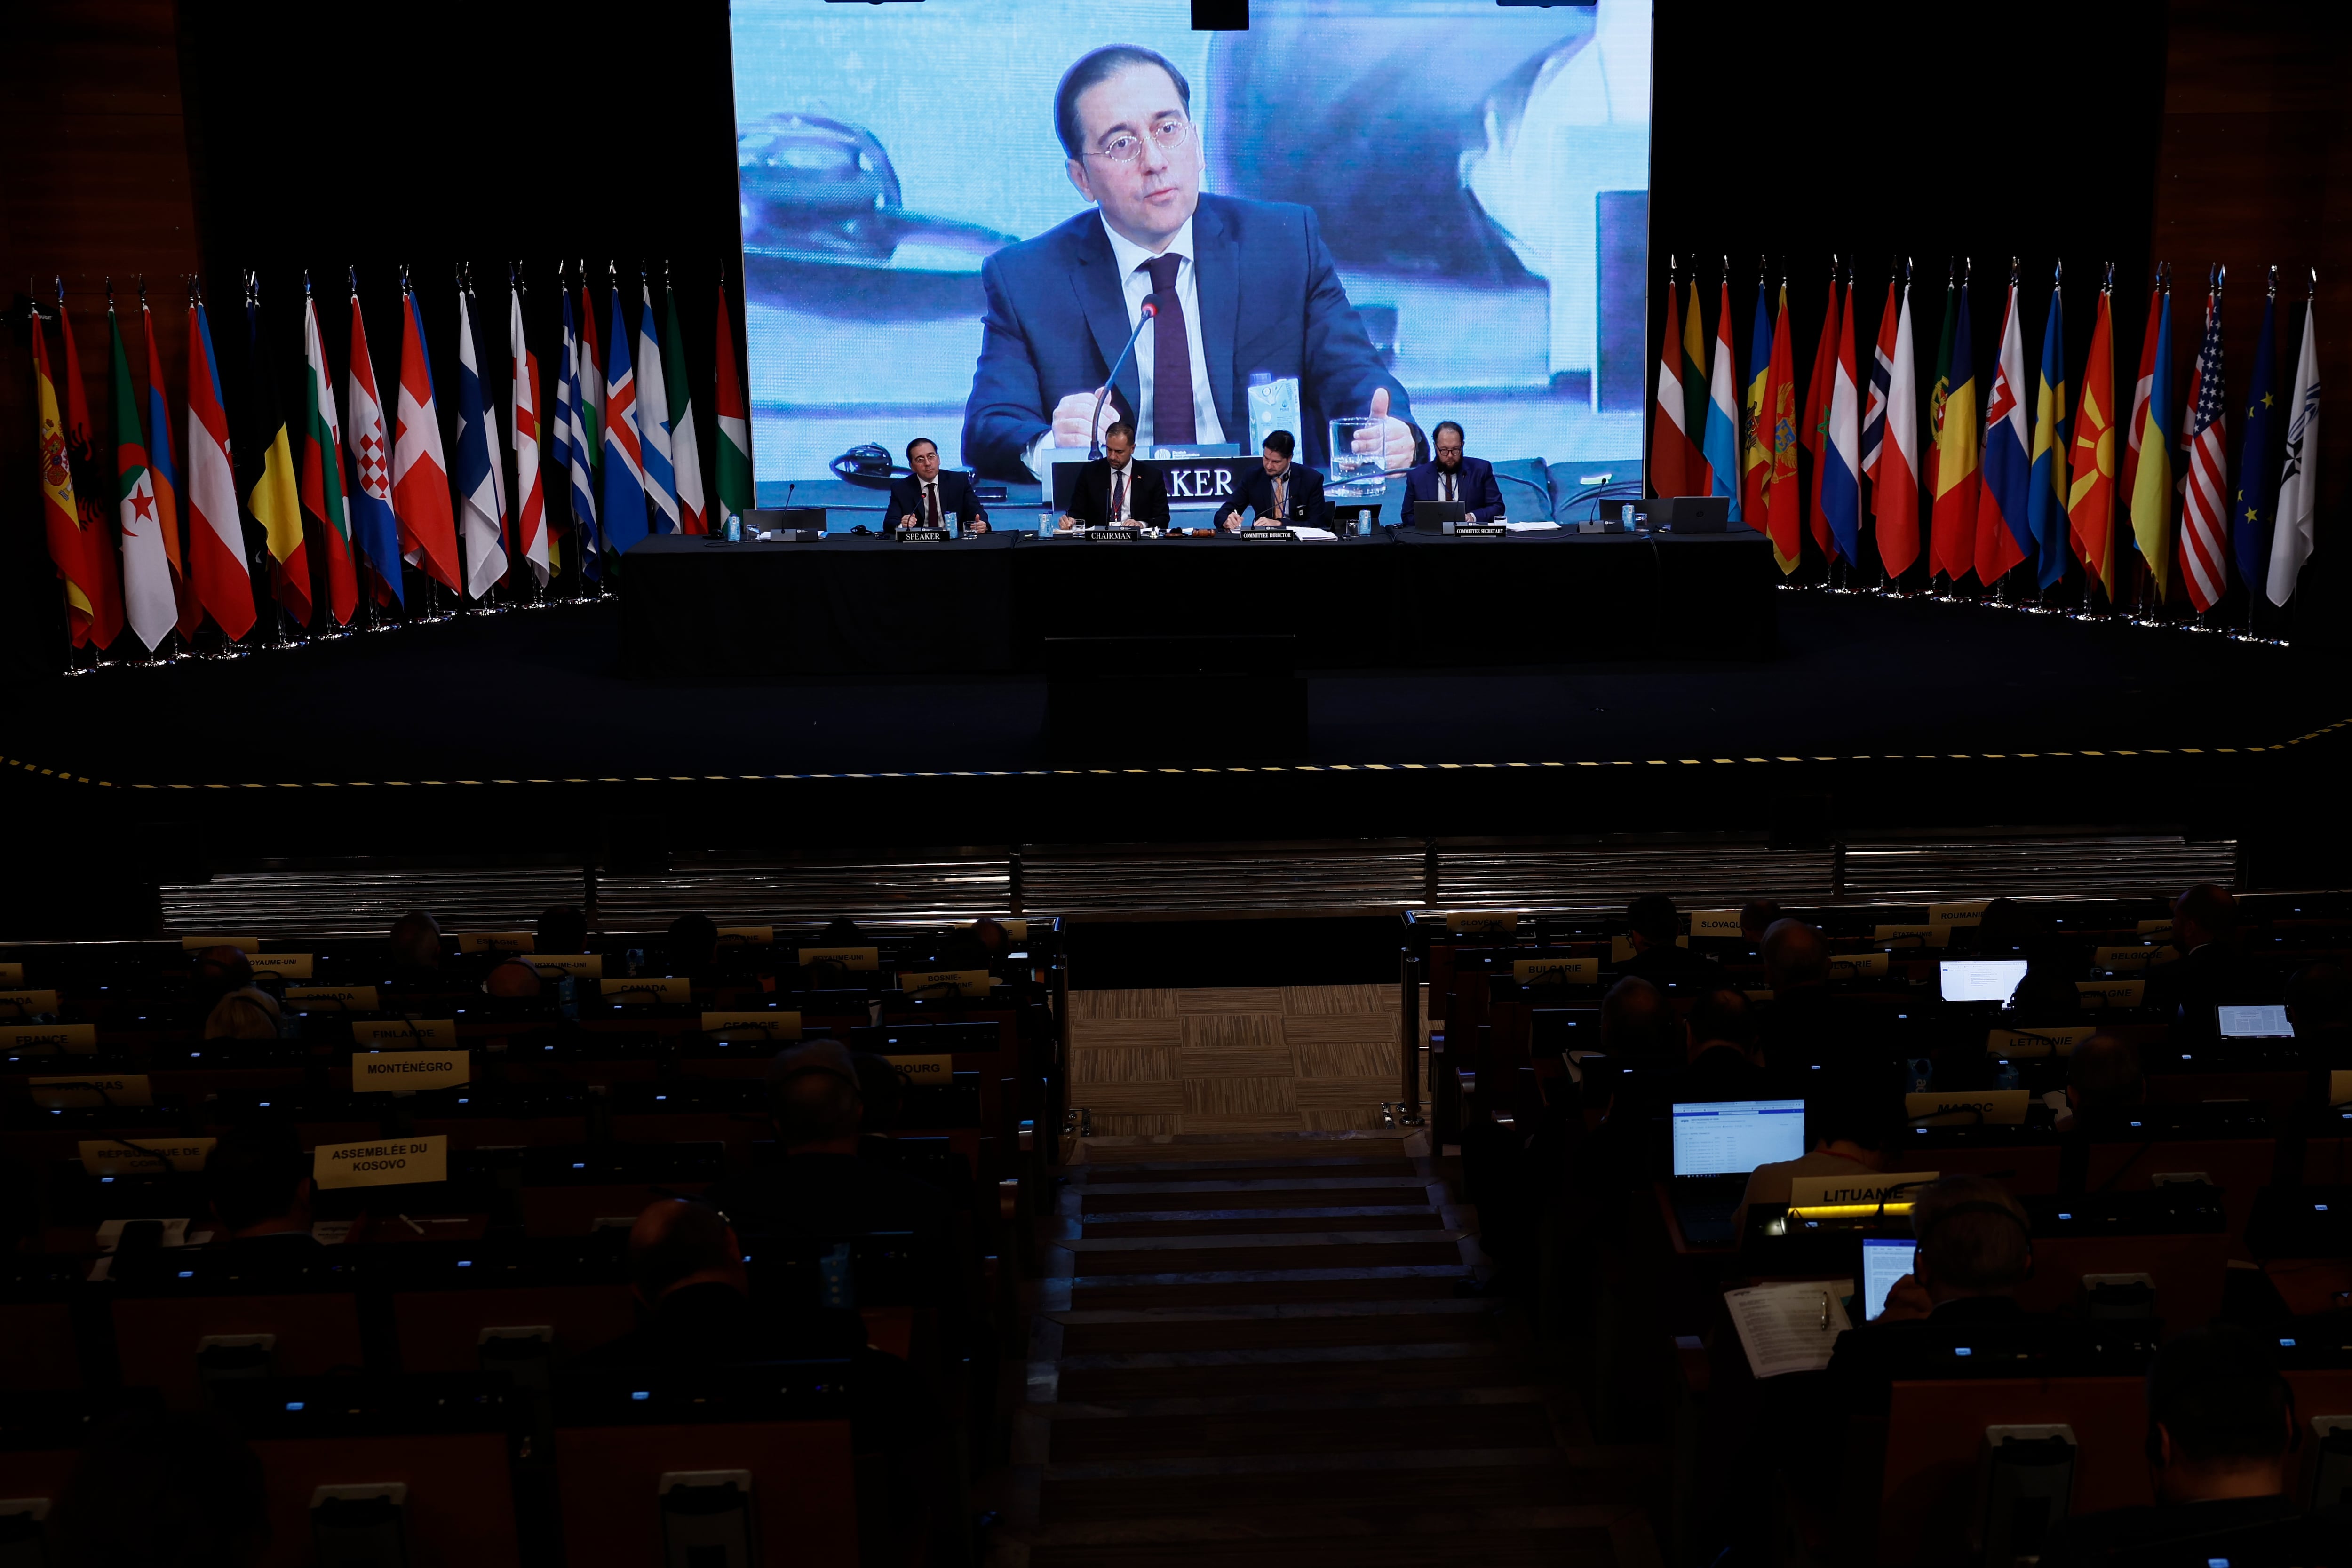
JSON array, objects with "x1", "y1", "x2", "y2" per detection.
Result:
[
  {"x1": 1238, "y1": 528, "x2": 1297, "y2": 542},
  {"x1": 1453, "y1": 524, "x2": 1507, "y2": 538},
  {"x1": 895, "y1": 528, "x2": 950, "y2": 542}
]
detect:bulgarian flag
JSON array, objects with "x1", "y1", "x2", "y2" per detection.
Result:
[
  {"x1": 715, "y1": 273, "x2": 752, "y2": 524},
  {"x1": 300, "y1": 286, "x2": 358, "y2": 625},
  {"x1": 30, "y1": 299, "x2": 101, "y2": 646},
  {"x1": 109, "y1": 302, "x2": 177, "y2": 652}
]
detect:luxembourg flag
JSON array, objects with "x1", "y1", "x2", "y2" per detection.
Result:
[
  {"x1": 1701, "y1": 276, "x2": 1742, "y2": 522},
  {"x1": 600, "y1": 287, "x2": 650, "y2": 556},
  {"x1": 636, "y1": 278, "x2": 682, "y2": 535},
  {"x1": 392, "y1": 284, "x2": 462, "y2": 593},
  {"x1": 510, "y1": 280, "x2": 549, "y2": 585},
  {"x1": 1974, "y1": 276, "x2": 2033, "y2": 586},
  {"x1": 453, "y1": 286, "x2": 509, "y2": 599},
  {"x1": 1821, "y1": 282, "x2": 1862, "y2": 566},
  {"x1": 344, "y1": 287, "x2": 404, "y2": 604}
]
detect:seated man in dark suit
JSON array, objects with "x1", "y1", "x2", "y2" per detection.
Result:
[
  {"x1": 1212, "y1": 429, "x2": 1328, "y2": 531},
  {"x1": 884, "y1": 437, "x2": 990, "y2": 535},
  {"x1": 960, "y1": 44, "x2": 1419, "y2": 480},
  {"x1": 1672, "y1": 988, "x2": 1771, "y2": 1104},
  {"x1": 1618, "y1": 893, "x2": 1732, "y2": 992},
  {"x1": 1057, "y1": 422, "x2": 1168, "y2": 529},
  {"x1": 2149, "y1": 883, "x2": 2270, "y2": 1046},
  {"x1": 201, "y1": 1125, "x2": 322, "y2": 1253},
  {"x1": 1401, "y1": 420, "x2": 1505, "y2": 525},
  {"x1": 2039, "y1": 1326, "x2": 2349, "y2": 1567}
]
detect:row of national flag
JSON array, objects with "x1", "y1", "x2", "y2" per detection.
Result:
[
  {"x1": 27, "y1": 266, "x2": 755, "y2": 656},
  {"x1": 1650, "y1": 259, "x2": 2323, "y2": 615}
]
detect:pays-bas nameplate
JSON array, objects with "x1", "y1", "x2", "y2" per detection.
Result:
[
  {"x1": 1788, "y1": 1170, "x2": 1940, "y2": 1208},
  {"x1": 798, "y1": 946, "x2": 879, "y2": 971},
  {"x1": 1904, "y1": 1090, "x2": 2030, "y2": 1125},
  {"x1": 350, "y1": 1049, "x2": 471, "y2": 1091},
  {"x1": 1238, "y1": 528, "x2": 1296, "y2": 542},
  {"x1": 314, "y1": 1135, "x2": 450, "y2": 1189},
  {"x1": 702, "y1": 1011, "x2": 803, "y2": 1040},
  {"x1": 895, "y1": 527, "x2": 950, "y2": 542},
  {"x1": 1, "y1": 1023, "x2": 97, "y2": 1053},
  {"x1": 82, "y1": 1136, "x2": 215, "y2": 1175},
  {"x1": 352, "y1": 1019, "x2": 457, "y2": 1048},
  {"x1": 603, "y1": 976, "x2": 690, "y2": 1004},
  {"x1": 1453, "y1": 524, "x2": 1507, "y2": 537},
  {"x1": 32, "y1": 1073, "x2": 152, "y2": 1108},
  {"x1": 286, "y1": 986, "x2": 380, "y2": 1011},
  {"x1": 883, "y1": 1053, "x2": 954, "y2": 1082}
]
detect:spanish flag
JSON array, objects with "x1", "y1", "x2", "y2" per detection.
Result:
[
  {"x1": 29, "y1": 301, "x2": 101, "y2": 646},
  {"x1": 1928, "y1": 280, "x2": 1980, "y2": 584}
]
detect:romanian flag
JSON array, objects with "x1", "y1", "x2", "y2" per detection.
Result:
[
  {"x1": 243, "y1": 285, "x2": 310, "y2": 625},
  {"x1": 715, "y1": 274, "x2": 753, "y2": 525},
  {"x1": 1800, "y1": 273, "x2": 1840, "y2": 560},
  {"x1": 2126, "y1": 280, "x2": 2177, "y2": 600},
  {"x1": 2025, "y1": 279, "x2": 2071, "y2": 591},
  {"x1": 1741, "y1": 278, "x2": 1773, "y2": 529},
  {"x1": 30, "y1": 300, "x2": 101, "y2": 647},
  {"x1": 1762, "y1": 285, "x2": 1802, "y2": 574},
  {"x1": 1649, "y1": 263, "x2": 1695, "y2": 498},
  {"x1": 2066, "y1": 279, "x2": 2119, "y2": 599},
  {"x1": 1928, "y1": 281, "x2": 1979, "y2": 584}
]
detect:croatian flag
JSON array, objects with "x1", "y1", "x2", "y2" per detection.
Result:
[{"x1": 344, "y1": 288, "x2": 404, "y2": 605}]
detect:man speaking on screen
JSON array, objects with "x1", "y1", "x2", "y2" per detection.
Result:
[{"x1": 961, "y1": 45, "x2": 1422, "y2": 484}]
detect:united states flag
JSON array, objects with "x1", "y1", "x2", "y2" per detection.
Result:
[{"x1": 2179, "y1": 290, "x2": 2231, "y2": 613}]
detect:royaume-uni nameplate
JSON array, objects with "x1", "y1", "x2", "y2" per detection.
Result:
[
  {"x1": 701, "y1": 1011, "x2": 803, "y2": 1040},
  {"x1": 798, "y1": 947, "x2": 879, "y2": 971},
  {"x1": 524, "y1": 954, "x2": 603, "y2": 978},
  {"x1": 286, "y1": 986, "x2": 380, "y2": 1012},
  {"x1": 350, "y1": 1050, "x2": 470, "y2": 1091},
  {"x1": 246, "y1": 954, "x2": 314, "y2": 979},
  {"x1": 352, "y1": 1019, "x2": 457, "y2": 1048},
  {"x1": 313, "y1": 1135, "x2": 449, "y2": 1190}
]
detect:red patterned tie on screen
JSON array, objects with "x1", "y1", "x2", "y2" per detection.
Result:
[
  {"x1": 1111, "y1": 467, "x2": 1127, "y2": 522},
  {"x1": 1144, "y1": 254, "x2": 1196, "y2": 445}
]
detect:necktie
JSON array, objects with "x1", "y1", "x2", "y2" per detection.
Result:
[
  {"x1": 1443, "y1": 471, "x2": 1456, "y2": 504},
  {"x1": 1272, "y1": 475, "x2": 1286, "y2": 522},
  {"x1": 1143, "y1": 253, "x2": 1196, "y2": 444},
  {"x1": 1111, "y1": 466, "x2": 1127, "y2": 522},
  {"x1": 925, "y1": 481, "x2": 940, "y2": 528}
]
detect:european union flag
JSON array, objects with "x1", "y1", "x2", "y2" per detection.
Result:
[{"x1": 2233, "y1": 289, "x2": 2281, "y2": 599}]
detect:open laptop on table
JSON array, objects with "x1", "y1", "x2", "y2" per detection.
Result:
[
  {"x1": 1407, "y1": 498, "x2": 1466, "y2": 531},
  {"x1": 2217, "y1": 1003, "x2": 2294, "y2": 1040},
  {"x1": 1668, "y1": 1098, "x2": 1807, "y2": 1247}
]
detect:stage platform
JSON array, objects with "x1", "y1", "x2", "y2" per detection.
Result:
[{"x1": 5, "y1": 592, "x2": 2346, "y2": 873}]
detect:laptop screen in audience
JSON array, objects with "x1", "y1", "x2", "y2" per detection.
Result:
[
  {"x1": 1670, "y1": 1099, "x2": 1807, "y2": 1178},
  {"x1": 2217, "y1": 1004, "x2": 2294, "y2": 1039},
  {"x1": 1860, "y1": 1237, "x2": 1913, "y2": 1321},
  {"x1": 1938, "y1": 958, "x2": 2028, "y2": 1003}
]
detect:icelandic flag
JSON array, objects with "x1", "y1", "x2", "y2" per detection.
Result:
[
  {"x1": 558, "y1": 287, "x2": 600, "y2": 580},
  {"x1": 1974, "y1": 279, "x2": 2033, "y2": 586},
  {"x1": 1702, "y1": 277, "x2": 1742, "y2": 521},
  {"x1": 600, "y1": 287, "x2": 650, "y2": 556},
  {"x1": 453, "y1": 287, "x2": 509, "y2": 599},
  {"x1": 2025, "y1": 282, "x2": 2072, "y2": 591},
  {"x1": 344, "y1": 288, "x2": 405, "y2": 604},
  {"x1": 636, "y1": 279, "x2": 681, "y2": 535},
  {"x1": 1821, "y1": 283, "x2": 1862, "y2": 566}
]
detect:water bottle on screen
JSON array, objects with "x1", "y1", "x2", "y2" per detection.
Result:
[
  {"x1": 945, "y1": 512, "x2": 959, "y2": 538},
  {"x1": 1038, "y1": 509, "x2": 1055, "y2": 536},
  {"x1": 1246, "y1": 371, "x2": 1300, "y2": 455}
]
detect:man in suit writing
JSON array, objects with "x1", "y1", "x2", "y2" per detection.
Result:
[
  {"x1": 1059, "y1": 422, "x2": 1168, "y2": 530},
  {"x1": 1402, "y1": 420, "x2": 1504, "y2": 525},
  {"x1": 1213, "y1": 429, "x2": 1327, "y2": 531},
  {"x1": 886, "y1": 438, "x2": 990, "y2": 534},
  {"x1": 962, "y1": 45, "x2": 1422, "y2": 482}
]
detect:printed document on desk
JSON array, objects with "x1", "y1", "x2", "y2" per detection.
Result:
[{"x1": 1726, "y1": 1280, "x2": 1853, "y2": 1378}]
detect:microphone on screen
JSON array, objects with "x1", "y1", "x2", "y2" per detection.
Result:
[{"x1": 1089, "y1": 301, "x2": 1157, "y2": 461}]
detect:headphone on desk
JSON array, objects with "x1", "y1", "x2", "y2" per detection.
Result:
[{"x1": 829, "y1": 443, "x2": 906, "y2": 489}]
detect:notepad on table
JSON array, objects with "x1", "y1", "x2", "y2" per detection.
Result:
[{"x1": 1725, "y1": 1279, "x2": 1853, "y2": 1378}]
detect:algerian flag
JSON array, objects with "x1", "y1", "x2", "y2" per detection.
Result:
[{"x1": 110, "y1": 305, "x2": 176, "y2": 651}]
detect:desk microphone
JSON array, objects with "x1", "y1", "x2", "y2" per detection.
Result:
[{"x1": 1089, "y1": 301, "x2": 1157, "y2": 460}]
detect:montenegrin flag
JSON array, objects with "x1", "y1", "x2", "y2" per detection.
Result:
[
  {"x1": 714, "y1": 273, "x2": 753, "y2": 526},
  {"x1": 1761, "y1": 284, "x2": 1801, "y2": 575},
  {"x1": 109, "y1": 301, "x2": 177, "y2": 652},
  {"x1": 1800, "y1": 272, "x2": 1839, "y2": 559},
  {"x1": 392, "y1": 283, "x2": 462, "y2": 593},
  {"x1": 186, "y1": 295, "x2": 256, "y2": 641}
]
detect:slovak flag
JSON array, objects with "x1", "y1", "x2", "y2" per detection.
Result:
[
  {"x1": 392, "y1": 284, "x2": 462, "y2": 593},
  {"x1": 1974, "y1": 278, "x2": 2034, "y2": 586}
]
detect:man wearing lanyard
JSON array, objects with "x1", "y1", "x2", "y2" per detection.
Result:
[
  {"x1": 1214, "y1": 429, "x2": 1328, "y2": 531},
  {"x1": 1402, "y1": 420, "x2": 1505, "y2": 524},
  {"x1": 1060, "y1": 422, "x2": 1169, "y2": 529},
  {"x1": 885, "y1": 438, "x2": 990, "y2": 534}
]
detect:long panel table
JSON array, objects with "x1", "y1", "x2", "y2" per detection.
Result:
[{"x1": 620, "y1": 527, "x2": 1775, "y2": 677}]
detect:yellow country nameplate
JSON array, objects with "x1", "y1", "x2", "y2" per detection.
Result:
[
  {"x1": 0, "y1": 1023, "x2": 96, "y2": 1054},
  {"x1": 882, "y1": 1053, "x2": 954, "y2": 1083},
  {"x1": 285, "y1": 986, "x2": 380, "y2": 1012},
  {"x1": 2331, "y1": 1070, "x2": 2352, "y2": 1106},
  {"x1": 1514, "y1": 957, "x2": 1598, "y2": 986},
  {"x1": 717, "y1": 926, "x2": 775, "y2": 946},
  {"x1": 31, "y1": 1073, "x2": 152, "y2": 1109},
  {"x1": 245, "y1": 954, "x2": 314, "y2": 979},
  {"x1": 0, "y1": 963, "x2": 23, "y2": 984},
  {"x1": 700, "y1": 1011, "x2": 803, "y2": 1041},
  {"x1": 0, "y1": 990, "x2": 63, "y2": 1014},
  {"x1": 350, "y1": 1050, "x2": 471, "y2": 1091},
  {"x1": 313, "y1": 1135, "x2": 449, "y2": 1190},
  {"x1": 1788, "y1": 1170, "x2": 1939, "y2": 1208},
  {"x1": 1828, "y1": 953, "x2": 1891, "y2": 979},
  {"x1": 180, "y1": 935, "x2": 260, "y2": 953},
  {"x1": 1689, "y1": 909, "x2": 1744, "y2": 939},
  {"x1": 81, "y1": 1136, "x2": 214, "y2": 1175},
  {"x1": 602, "y1": 977, "x2": 690, "y2": 1004},
  {"x1": 524, "y1": 954, "x2": 603, "y2": 978},
  {"x1": 458, "y1": 931, "x2": 534, "y2": 954},
  {"x1": 1905, "y1": 1090, "x2": 2030, "y2": 1125},
  {"x1": 1446, "y1": 911, "x2": 1518, "y2": 935},
  {"x1": 352, "y1": 1019, "x2": 457, "y2": 1048},
  {"x1": 2076, "y1": 979, "x2": 2145, "y2": 1009},
  {"x1": 1874, "y1": 924, "x2": 1947, "y2": 947},
  {"x1": 897, "y1": 968, "x2": 990, "y2": 997},
  {"x1": 2093, "y1": 946, "x2": 2158, "y2": 971},
  {"x1": 2136, "y1": 919, "x2": 2175, "y2": 935},
  {"x1": 999, "y1": 919, "x2": 1029, "y2": 940},
  {"x1": 1928, "y1": 900, "x2": 1991, "y2": 928},
  {"x1": 1987, "y1": 1025, "x2": 2097, "y2": 1057},
  {"x1": 797, "y1": 946, "x2": 879, "y2": 971}
]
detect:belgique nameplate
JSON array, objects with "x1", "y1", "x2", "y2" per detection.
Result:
[{"x1": 895, "y1": 528, "x2": 950, "y2": 542}]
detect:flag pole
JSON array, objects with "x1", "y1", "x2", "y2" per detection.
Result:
[{"x1": 2240, "y1": 263, "x2": 2276, "y2": 641}]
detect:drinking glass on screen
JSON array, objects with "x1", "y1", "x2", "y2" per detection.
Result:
[{"x1": 1327, "y1": 417, "x2": 1385, "y2": 497}]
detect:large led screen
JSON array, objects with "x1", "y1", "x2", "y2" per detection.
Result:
[{"x1": 729, "y1": 0, "x2": 1652, "y2": 491}]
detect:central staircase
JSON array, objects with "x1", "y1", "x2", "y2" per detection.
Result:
[{"x1": 1002, "y1": 1131, "x2": 1665, "y2": 1568}]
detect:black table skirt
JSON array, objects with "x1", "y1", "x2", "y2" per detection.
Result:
[{"x1": 619, "y1": 529, "x2": 1775, "y2": 676}]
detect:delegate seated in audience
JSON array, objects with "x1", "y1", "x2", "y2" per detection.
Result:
[
  {"x1": 1730, "y1": 1086, "x2": 1888, "y2": 1236},
  {"x1": 2053, "y1": 1034, "x2": 2145, "y2": 1132},
  {"x1": 50, "y1": 1410, "x2": 270, "y2": 1568},
  {"x1": 482, "y1": 958, "x2": 542, "y2": 1001},
  {"x1": 2150, "y1": 883, "x2": 2265, "y2": 1043},
  {"x1": 191, "y1": 944, "x2": 253, "y2": 1000},
  {"x1": 202, "y1": 1127, "x2": 319, "y2": 1251},
  {"x1": 570, "y1": 1199, "x2": 805, "y2": 1367},
  {"x1": 2039, "y1": 1326, "x2": 2350, "y2": 1567},
  {"x1": 1617, "y1": 894, "x2": 1731, "y2": 991},
  {"x1": 933, "y1": 917, "x2": 1013, "y2": 971},
  {"x1": 667, "y1": 912, "x2": 719, "y2": 976},
  {"x1": 1756, "y1": 916, "x2": 1866, "y2": 1071},
  {"x1": 1671, "y1": 988, "x2": 1769, "y2": 1104},
  {"x1": 817, "y1": 916, "x2": 867, "y2": 946},
  {"x1": 202, "y1": 986, "x2": 281, "y2": 1041},
  {"x1": 700, "y1": 1041, "x2": 956, "y2": 1242},
  {"x1": 1738, "y1": 899, "x2": 1781, "y2": 947},
  {"x1": 1580, "y1": 977, "x2": 1685, "y2": 1185},
  {"x1": 537, "y1": 903, "x2": 589, "y2": 954},
  {"x1": 388, "y1": 908, "x2": 443, "y2": 974}
]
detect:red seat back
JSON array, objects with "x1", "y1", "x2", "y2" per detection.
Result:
[
  {"x1": 555, "y1": 1419, "x2": 858, "y2": 1568},
  {"x1": 246, "y1": 1431, "x2": 517, "y2": 1568},
  {"x1": 111, "y1": 1293, "x2": 366, "y2": 1409},
  {"x1": 390, "y1": 1282, "x2": 639, "y2": 1373}
]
